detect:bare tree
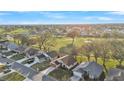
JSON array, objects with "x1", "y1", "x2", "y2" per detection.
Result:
[
  {"x1": 81, "y1": 43, "x2": 93, "y2": 61},
  {"x1": 67, "y1": 28, "x2": 80, "y2": 45},
  {"x1": 111, "y1": 40, "x2": 124, "y2": 67},
  {"x1": 36, "y1": 31, "x2": 56, "y2": 52}
]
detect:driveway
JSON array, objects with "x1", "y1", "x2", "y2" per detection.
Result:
[{"x1": 32, "y1": 66, "x2": 56, "y2": 81}]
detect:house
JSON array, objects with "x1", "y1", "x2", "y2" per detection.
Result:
[
  {"x1": 46, "y1": 51, "x2": 59, "y2": 60},
  {"x1": 14, "y1": 45, "x2": 27, "y2": 53},
  {"x1": 50, "y1": 55, "x2": 77, "y2": 69},
  {"x1": 105, "y1": 68, "x2": 124, "y2": 81},
  {"x1": 36, "y1": 53, "x2": 50, "y2": 63},
  {"x1": 71, "y1": 62, "x2": 104, "y2": 81},
  {"x1": 24, "y1": 47, "x2": 39, "y2": 58},
  {"x1": 11, "y1": 62, "x2": 38, "y2": 80},
  {"x1": 60, "y1": 56, "x2": 78, "y2": 69}
]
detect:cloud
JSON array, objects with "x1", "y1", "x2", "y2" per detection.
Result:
[
  {"x1": 40, "y1": 12, "x2": 66, "y2": 19},
  {"x1": 84, "y1": 16, "x2": 112, "y2": 21},
  {"x1": 109, "y1": 11, "x2": 124, "y2": 15},
  {"x1": 97, "y1": 17, "x2": 112, "y2": 21}
]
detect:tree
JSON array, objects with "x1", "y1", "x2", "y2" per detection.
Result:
[
  {"x1": 9, "y1": 28, "x2": 29, "y2": 44},
  {"x1": 17, "y1": 34, "x2": 30, "y2": 46},
  {"x1": 91, "y1": 40, "x2": 101, "y2": 63},
  {"x1": 67, "y1": 28, "x2": 80, "y2": 45},
  {"x1": 99, "y1": 40, "x2": 111, "y2": 73},
  {"x1": 81, "y1": 43, "x2": 93, "y2": 61},
  {"x1": 111, "y1": 40, "x2": 124, "y2": 67},
  {"x1": 36, "y1": 31, "x2": 56, "y2": 52},
  {"x1": 59, "y1": 44, "x2": 78, "y2": 57}
]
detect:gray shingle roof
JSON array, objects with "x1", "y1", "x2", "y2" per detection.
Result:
[
  {"x1": 11, "y1": 62, "x2": 37, "y2": 79},
  {"x1": 73, "y1": 62, "x2": 103, "y2": 79}
]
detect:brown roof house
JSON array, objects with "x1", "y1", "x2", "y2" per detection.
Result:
[
  {"x1": 50, "y1": 55, "x2": 78, "y2": 70},
  {"x1": 24, "y1": 47, "x2": 39, "y2": 58},
  {"x1": 46, "y1": 51, "x2": 59, "y2": 60}
]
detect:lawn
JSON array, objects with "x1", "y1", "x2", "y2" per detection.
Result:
[
  {"x1": 2, "y1": 51, "x2": 16, "y2": 56},
  {"x1": 31, "y1": 61, "x2": 50, "y2": 71},
  {"x1": 48, "y1": 67, "x2": 72, "y2": 81},
  {"x1": 32, "y1": 37, "x2": 93, "y2": 51},
  {"x1": 0, "y1": 72, "x2": 25, "y2": 81},
  {"x1": 10, "y1": 53, "x2": 26, "y2": 60},
  {"x1": 0, "y1": 65, "x2": 5, "y2": 73}
]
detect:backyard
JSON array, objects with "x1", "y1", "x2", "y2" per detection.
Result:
[
  {"x1": 31, "y1": 61, "x2": 50, "y2": 71},
  {"x1": 10, "y1": 53, "x2": 26, "y2": 61},
  {"x1": 0, "y1": 72, "x2": 25, "y2": 81},
  {"x1": 2, "y1": 51, "x2": 16, "y2": 56},
  {"x1": 48, "y1": 67, "x2": 72, "y2": 81}
]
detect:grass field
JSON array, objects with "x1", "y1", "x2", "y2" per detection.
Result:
[
  {"x1": 0, "y1": 72, "x2": 25, "y2": 81},
  {"x1": 32, "y1": 37, "x2": 97, "y2": 51},
  {"x1": 31, "y1": 61, "x2": 50, "y2": 71},
  {"x1": 48, "y1": 67, "x2": 72, "y2": 81}
]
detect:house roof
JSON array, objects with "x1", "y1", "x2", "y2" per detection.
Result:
[
  {"x1": 46, "y1": 51, "x2": 58, "y2": 59},
  {"x1": 14, "y1": 46, "x2": 27, "y2": 52},
  {"x1": 61, "y1": 56, "x2": 77, "y2": 66},
  {"x1": 25, "y1": 47, "x2": 39, "y2": 57},
  {"x1": 37, "y1": 54, "x2": 46, "y2": 59},
  {"x1": 73, "y1": 62, "x2": 103, "y2": 79},
  {"x1": 105, "y1": 68, "x2": 124, "y2": 81},
  {"x1": 108, "y1": 68, "x2": 122, "y2": 77},
  {"x1": 6, "y1": 42, "x2": 18, "y2": 50},
  {"x1": 11, "y1": 62, "x2": 37, "y2": 79}
]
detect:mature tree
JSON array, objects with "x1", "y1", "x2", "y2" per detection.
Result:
[
  {"x1": 99, "y1": 40, "x2": 111, "y2": 72},
  {"x1": 67, "y1": 28, "x2": 80, "y2": 45},
  {"x1": 17, "y1": 34, "x2": 30, "y2": 46},
  {"x1": 91, "y1": 40, "x2": 101, "y2": 63},
  {"x1": 81, "y1": 43, "x2": 93, "y2": 61},
  {"x1": 59, "y1": 44, "x2": 78, "y2": 57},
  {"x1": 36, "y1": 31, "x2": 56, "y2": 51},
  {"x1": 9, "y1": 28, "x2": 29, "y2": 44},
  {"x1": 111, "y1": 40, "x2": 124, "y2": 67}
]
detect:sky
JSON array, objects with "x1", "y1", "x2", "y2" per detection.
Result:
[{"x1": 0, "y1": 11, "x2": 124, "y2": 24}]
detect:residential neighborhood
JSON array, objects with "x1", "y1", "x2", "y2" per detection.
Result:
[{"x1": 1, "y1": 12, "x2": 124, "y2": 81}]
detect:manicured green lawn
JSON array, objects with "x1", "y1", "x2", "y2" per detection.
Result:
[
  {"x1": 31, "y1": 61, "x2": 50, "y2": 71},
  {"x1": 48, "y1": 68, "x2": 72, "y2": 81},
  {"x1": 0, "y1": 72, "x2": 25, "y2": 81},
  {"x1": 32, "y1": 37, "x2": 93, "y2": 51},
  {"x1": 10, "y1": 53, "x2": 26, "y2": 60}
]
